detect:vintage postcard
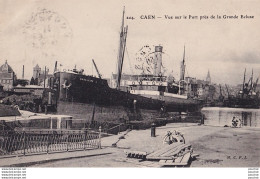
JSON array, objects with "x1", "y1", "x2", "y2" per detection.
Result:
[{"x1": 0, "y1": 0, "x2": 259, "y2": 178}]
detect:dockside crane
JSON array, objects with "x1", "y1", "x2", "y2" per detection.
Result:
[
  {"x1": 242, "y1": 68, "x2": 246, "y2": 98},
  {"x1": 249, "y1": 69, "x2": 254, "y2": 91},
  {"x1": 225, "y1": 84, "x2": 230, "y2": 97},
  {"x1": 54, "y1": 61, "x2": 57, "y2": 73},
  {"x1": 219, "y1": 84, "x2": 224, "y2": 102},
  {"x1": 253, "y1": 77, "x2": 259, "y2": 91},
  {"x1": 92, "y1": 59, "x2": 102, "y2": 79}
]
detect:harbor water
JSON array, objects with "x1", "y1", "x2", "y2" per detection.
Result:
[{"x1": 201, "y1": 107, "x2": 260, "y2": 127}]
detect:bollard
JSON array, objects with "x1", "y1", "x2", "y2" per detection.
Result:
[
  {"x1": 151, "y1": 123, "x2": 156, "y2": 137},
  {"x1": 201, "y1": 115, "x2": 205, "y2": 125},
  {"x1": 133, "y1": 100, "x2": 137, "y2": 113}
]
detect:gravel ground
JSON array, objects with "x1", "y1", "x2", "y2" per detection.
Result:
[{"x1": 29, "y1": 123, "x2": 260, "y2": 167}]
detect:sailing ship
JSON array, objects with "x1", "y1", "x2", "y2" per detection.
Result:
[
  {"x1": 53, "y1": 8, "x2": 202, "y2": 113},
  {"x1": 224, "y1": 69, "x2": 259, "y2": 109}
]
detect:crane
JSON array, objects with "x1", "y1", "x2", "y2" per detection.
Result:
[
  {"x1": 225, "y1": 84, "x2": 230, "y2": 97},
  {"x1": 219, "y1": 84, "x2": 223, "y2": 96},
  {"x1": 54, "y1": 61, "x2": 57, "y2": 73},
  {"x1": 92, "y1": 59, "x2": 102, "y2": 79},
  {"x1": 253, "y1": 77, "x2": 259, "y2": 91},
  {"x1": 219, "y1": 84, "x2": 224, "y2": 102}
]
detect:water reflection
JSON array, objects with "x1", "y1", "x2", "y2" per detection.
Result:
[{"x1": 201, "y1": 107, "x2": 260, "y2": 127}]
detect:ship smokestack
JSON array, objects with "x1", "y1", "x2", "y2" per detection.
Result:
[
  {"x1": 22, "y1": 65, "x2": 24, "y2": 79},
  {"x1": 154, "y1": 46, "x2": 163, "y2": 76}
]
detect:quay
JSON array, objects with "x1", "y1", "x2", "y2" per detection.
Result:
[{"x1": 0, "y1": 122, "x2": 259, "y2": 167}]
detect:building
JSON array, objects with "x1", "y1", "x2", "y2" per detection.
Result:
[
  {"x1": 184, "y1": 77, "x2": 198, "y2": 97},
  {"x1": 0, "y1": 60, "x2": 16, "y2": 91},
  {"x1": 32, "y1": 64, "x2": 52, "y2": 86},
  {"x1": 13, "y1": 85, "x2": 45, "y2": 96},
  {"x1": 196, "y1": 79, "x2": 216, "y2": 101},
  {"x1": 33, "y1": 64, "x2": 41, "y2": 79}
]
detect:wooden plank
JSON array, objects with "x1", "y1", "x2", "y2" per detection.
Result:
[
  {"x1": 159, "y1": 160, "x2": 167, "y2": 164},
  {"x1": 174, "y1": 156, "x2": 183, "y2": 163},
  {"x1": 157, "y1": 150, "x2": 191, "y2": 162},
  {"x1": 147, "y1": 156, "x2": 177, "y2": 160},
  {"x1": 147, "y1": 144, "x2": 191, "y2": 159},
  {"x1": 125, "y1": 158, "x2": 143, "y2": 163},
  {"x1": 166, "y1": 160, "x2": 175, "y2": 164},
  {"x1": 160, "y1": 144, "x2": 191, "y2": 157},
  {"x1": 158, "y1": 153, "x2": 191, "y2": 166},
  {"x1": 158, "y1": 144, "x2": 190, "y2": 157},
  {"x1": 164, "y1": 163, "x2": 187, "y2": 166},
  {"x1": 147, "y1": 143, "x2": 181, "y2": 157},
  {"x1": 147, "y1": 144, "x2": 183, "y2": 158},
  {"x1": 180, "y1": 152, "x2": 191, "y2": 164}
]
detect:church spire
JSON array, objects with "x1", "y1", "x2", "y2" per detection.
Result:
[{"x1": 206, "y1": 69, "x2": 211, "y2": 84}]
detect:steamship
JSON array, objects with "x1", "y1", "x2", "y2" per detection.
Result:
[{"x1": 53, "y1": 9, "x2": 201, "y2": 112}]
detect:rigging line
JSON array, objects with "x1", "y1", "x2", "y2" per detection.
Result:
[
  {"x1": 92, "y1": 61, "x2": 93, "y2": 76},
  {"x1": 126, "y1": 46, "x2": 134, "y2": 75},
  {"x1": 185, "y1": 57, "x2": 189, "y2": 77},
  {"x1": 161, "y1": 52, "x2": 174, "y2": 71}
]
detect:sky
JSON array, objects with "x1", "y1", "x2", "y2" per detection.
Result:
[{"x1": 0, "y1": 0, "x2": 260, "y2": 85}]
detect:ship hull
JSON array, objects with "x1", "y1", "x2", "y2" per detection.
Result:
[
  {"x1": 224, "y1": 97, "x2": 259, "y2": 109},
  {"x1": 54, "y1": 72, "x2": 201, "y2": 112}
]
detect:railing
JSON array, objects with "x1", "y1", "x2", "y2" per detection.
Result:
[
  {"x1": 0, "y1": 129, "x2": 101, "y2": 158},
  {"x1": 83, "y1": 121, "x2": 130, "y2": 135},
  {"x1": 106, "y1": 123, "x2": 125, "y2": 134}
]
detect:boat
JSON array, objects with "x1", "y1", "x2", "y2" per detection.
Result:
[
  {"x1": 52, "y1": 9, "x2": 201, "y2": 114},
  {"x1": 224, "y1": 69, "x2": 259, "y2": 109},
  {"x1": 110, "y1": 44, "x2": 201, "y2": 112}
]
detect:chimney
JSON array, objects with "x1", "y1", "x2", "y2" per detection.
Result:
[
  {"x1": 22, "y1": 65, "x2": 24, "y2": 79},
  {"x1": 153, "y1": 46, "x2": 163, "y2": 76}
]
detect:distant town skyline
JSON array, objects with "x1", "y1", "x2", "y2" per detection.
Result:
[{"x1": 0, "y1": 0, "x2": 260, "y2": 85}]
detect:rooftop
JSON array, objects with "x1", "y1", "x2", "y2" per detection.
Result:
[{"x1": 0, "y1": 60, "x2": 14, "y2": 73}]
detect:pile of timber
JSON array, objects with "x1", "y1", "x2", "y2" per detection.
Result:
[{"x1": 125, "y1": 143, "x2": 197, "y2": 167}]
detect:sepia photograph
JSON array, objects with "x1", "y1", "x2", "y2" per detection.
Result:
[{"x1": 0, "y1": 0, "x2": 259, "y2": 177}]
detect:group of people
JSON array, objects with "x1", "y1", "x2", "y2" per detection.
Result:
[
  {"x1": 163, "y1": 130, "x2": 185, "y2": 145},
  {"x1": 232, "y1": 116, "x2": 242, "y2": 128}
]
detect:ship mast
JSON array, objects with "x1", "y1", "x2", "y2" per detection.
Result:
[
  {"x1": 180, "y1": 45, "x2": 186, "y2": 81},
  {"x1": 250, "y1": 69, "x2": 253, "y2": 91},
  {"x1": 179, "y1": 46, "x2": 186, "y2": 94},
  {"x1": 242, "y1": 68, "x2": 246, "y2": 98},
  {"x1": 116, "y1": 7, "x2": 128, "y2": 89}
]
